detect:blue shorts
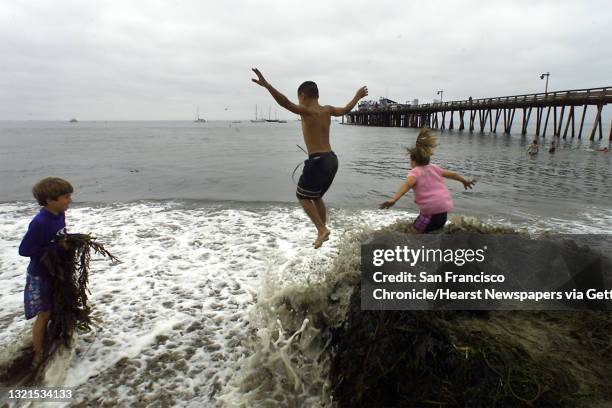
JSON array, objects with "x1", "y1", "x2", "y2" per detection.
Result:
[
  {"x1": 24, "y1": 273, "x2": 53, "y2": 320},
  {"x1": 296, "y1": 151, "x2": 338, "y2": 199}
]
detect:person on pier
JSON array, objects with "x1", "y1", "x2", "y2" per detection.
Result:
[
  {"x1": 379, "y1": 129, "x2": 476, "y2": 233},
  {"x1": 251, "y1": 68, "x2": 368, "y2": 248}
]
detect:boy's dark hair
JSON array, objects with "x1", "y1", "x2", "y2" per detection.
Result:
[
  {"x1": 408, "y1": 128, "x2": 438, "y2": 166},
  {"x1": 297, "y1": 81, "x2": 319, "y2": 99},
  {"x1": 32, "y1": 177, "x2": 74, "y2": 206}
]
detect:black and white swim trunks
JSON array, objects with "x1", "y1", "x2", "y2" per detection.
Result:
[{"x1": 296, "y1": 151, "x2": 338, "y2": 199}]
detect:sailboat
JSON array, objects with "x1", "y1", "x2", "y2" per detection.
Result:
[
  {"x1": 265, "y1": 106, "x2": 279, "y2": 123},
  {"x1": 274, "y1": 110, "x2": 287, "y2": 123},
  {"x1": 251, "y1": 105, "x2": 265, "y2": 123},
  {"x1": 194, "y1": 106, "x2": 206, "y2": 123}
]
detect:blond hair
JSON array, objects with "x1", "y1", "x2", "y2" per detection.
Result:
[
  {"x1": 32, "y1": 177, "x2": 73, "y2": 206},
  {"x1": 408, "y1": 128, "x2": 438, "y2": 165}
]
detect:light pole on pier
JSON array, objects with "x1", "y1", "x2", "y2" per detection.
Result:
[
  {"x1": 436, "y1": 90, "x2": 443, "y2": 102},
  {"x1": 540, "y1": 72, "x2": 550, "y2": 93}
]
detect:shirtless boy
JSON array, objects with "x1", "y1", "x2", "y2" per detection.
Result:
[{"x1": 252, "y1": 68, "x2": 368, "y2": 248}]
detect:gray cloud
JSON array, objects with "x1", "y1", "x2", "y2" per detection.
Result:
[{"x1": 0, "y1": 0, "x2": 610, "y2": 120}]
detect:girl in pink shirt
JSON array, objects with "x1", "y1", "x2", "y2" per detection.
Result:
[{"x1": 380, "y1": 129, "x2": 475, "y2": 233}]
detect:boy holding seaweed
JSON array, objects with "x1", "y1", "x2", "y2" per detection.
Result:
[{"x1": 19, "y1": 177, "x2": 73, "y2": 367}]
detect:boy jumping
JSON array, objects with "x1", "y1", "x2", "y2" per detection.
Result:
[{"x1": 252, "y1": 68, "x2": 367, "y2": 248}]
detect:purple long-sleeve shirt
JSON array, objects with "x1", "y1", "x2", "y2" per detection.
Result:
[{"x1": 19, "y1": 208, "x2": 66, "y2": 276}]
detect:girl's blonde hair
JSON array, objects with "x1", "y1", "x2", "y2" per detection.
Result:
[{"x1": 408, "y1": 128, "x2": 438, "y2": 165}]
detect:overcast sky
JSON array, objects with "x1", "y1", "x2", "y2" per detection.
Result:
[{"x1": 1, "y1": 0, "x2": 610, "y2": 120}]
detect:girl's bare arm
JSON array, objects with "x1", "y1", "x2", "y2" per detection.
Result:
[
  {"x1": 441, "y1": 169, "x2": 476, "y2": 190},
  {"x1": 380, "y1": 176, "x2": 417, "y2": 209}
]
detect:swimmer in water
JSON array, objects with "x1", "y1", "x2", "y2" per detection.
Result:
[{"x1": 527, "y1": 140, "x2": 539, "y2": 155}]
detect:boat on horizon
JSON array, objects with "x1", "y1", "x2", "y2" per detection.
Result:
[
  {"x1": 194, "y1": 106, "x2": 206, "y2": 123},
  {"x1": 265, "y1": 108, "x2": 282, "y2": 123},
  {"x1": 69, "y1": 118, "x2": 78, "y2": 123},
  {"x1": 251, "y1": 105, "x2": 266, "y2": 123}
]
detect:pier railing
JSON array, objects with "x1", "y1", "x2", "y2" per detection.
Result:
[{"x1": 415, "y1": 87, "x2": 611, "y2": 111}]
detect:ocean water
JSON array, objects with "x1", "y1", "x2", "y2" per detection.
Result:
[
  {"x1": 0, "y1": 121, "x2": 611, "y2": 407},
  {"x1": 1, "y1": 120, "x2": 611, "y2": 221}
]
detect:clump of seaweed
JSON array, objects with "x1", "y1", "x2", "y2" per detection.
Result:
[
  {"x1": 41, "y1": 233, "x2": 118, "y2": 346},
  {"x1": 328, "y1": 218, "x2": 612, "y2": 407},
  {"x1": 330, "y1": 297, "x2": 612, "y2": 407},
  {"x1": 219, "y1": 216, "x2": 611, "y2": 407}
]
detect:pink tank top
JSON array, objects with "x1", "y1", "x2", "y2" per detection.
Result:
[{"x1": 408, "y1": 164, "x2": 454, "y2": 215}]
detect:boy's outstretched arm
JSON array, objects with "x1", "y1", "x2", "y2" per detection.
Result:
[
  {"x1": 380, "y1": 176, "x2": 416, "y2": 209},
  {"x1": 442, "y1": 170, "x2": 476, "y2": 190},
  {"x1": 328, "y1": 86, "x2": 369, "y2": 116},
  {"x1": 251, "y1": 68, "x2": 309, "y2": 116}
]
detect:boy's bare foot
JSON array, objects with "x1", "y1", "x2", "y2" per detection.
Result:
[{"x1": 314, "y1": 228, "x2": 331, "y2": 249}]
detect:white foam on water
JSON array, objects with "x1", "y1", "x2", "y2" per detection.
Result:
[
  {"x1": 0, "y1": 201, "x2": 407, "y2": 407},
  {"x1": 1, "y1": 201, "x2": 609, "y2": 406}
]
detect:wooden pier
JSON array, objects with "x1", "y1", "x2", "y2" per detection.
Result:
[{"x1": 345, "y1": 87, "x2": 612, "y2": 141}]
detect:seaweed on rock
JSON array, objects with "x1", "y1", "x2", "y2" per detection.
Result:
[
  {"x1": 330, "y1": 298, "x2": 612, "y2": 407},
  {"x1": 329, "y1": 218, "x2": 611, "y2": 408},
  {"x1": 219, "y1": 217, "x2": 611, "y2": 407}
]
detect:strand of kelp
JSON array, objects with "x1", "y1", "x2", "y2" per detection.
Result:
[{"x1": 41, "y1": 233, "x2": 118, "y2": 346}]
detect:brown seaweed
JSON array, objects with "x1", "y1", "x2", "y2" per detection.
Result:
[
  {"x1": 41, "y1": 233, "x2": 118, "y2": 346},
  {"x1": 328, "y1": 219, "x2": 612, "y2": 407},
  {"x1": 330, "y1": 294, "x2": 612, "y2": 407}
]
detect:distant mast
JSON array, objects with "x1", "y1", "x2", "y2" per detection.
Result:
[
  {"x1": 194, "y1": 106, "x2": 206, "y2": 123},
  {"x1": 251, "y1": 105, "x2": 265, "y2": 123},
  {"x1": 265, "y1": 105, "x2": 279, "y2": 122}
]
